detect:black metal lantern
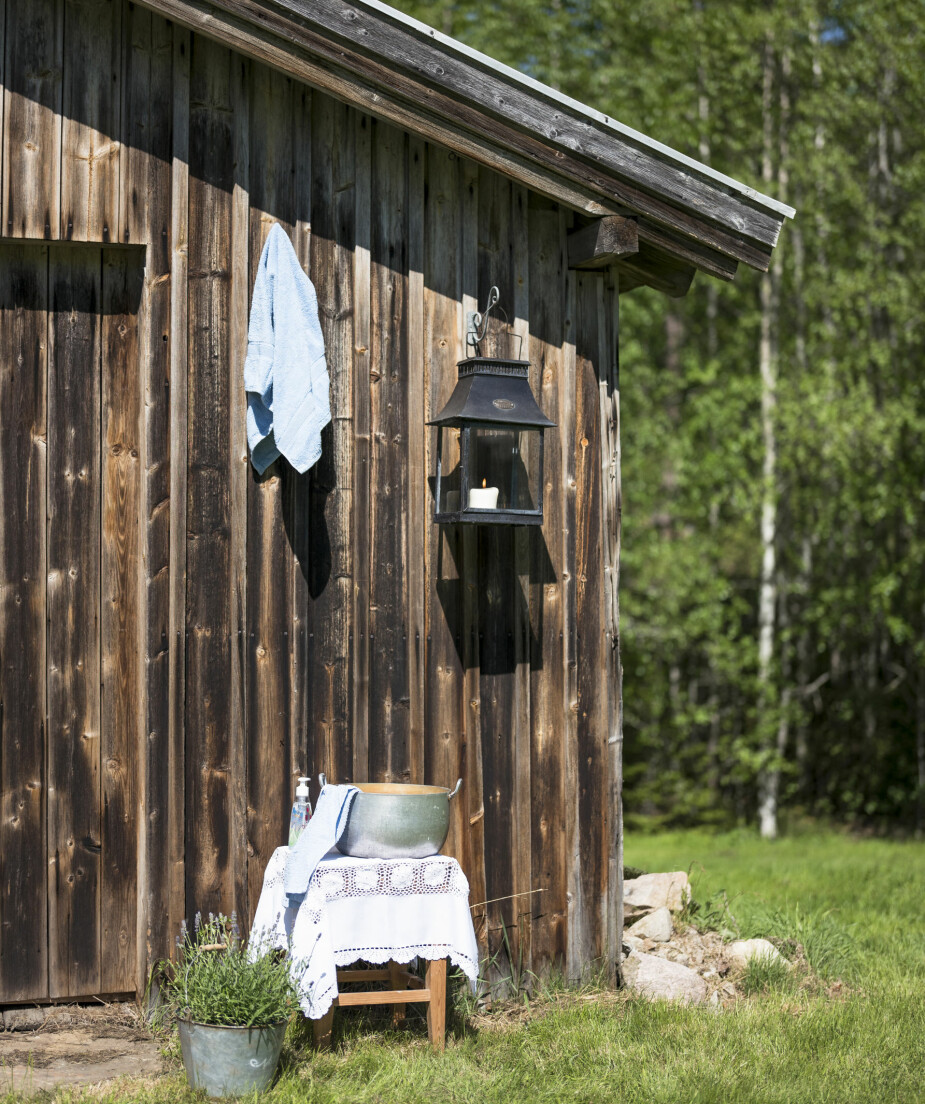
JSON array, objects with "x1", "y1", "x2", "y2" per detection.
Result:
[{"x1": 429, "y1": 288, "x2": 555, "y2": 526}]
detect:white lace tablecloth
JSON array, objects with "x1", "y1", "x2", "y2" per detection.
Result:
[{"x1": 249, "y1": 847, "x2": 480, "y2": 1019}]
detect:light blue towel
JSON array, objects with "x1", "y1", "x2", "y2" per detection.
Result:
[
  {"x1": 284, "y1": 784, "x2": 359, "y2": 909},
  {"x1": 244, "y1": 222, "x2": 331, "y2": 474}
]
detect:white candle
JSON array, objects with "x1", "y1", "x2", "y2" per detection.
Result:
[{"x1": 468, "y1": 481, "x2": 499, "y2": 510}]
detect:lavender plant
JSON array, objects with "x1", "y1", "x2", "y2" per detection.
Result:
[{"x1": 164, "y1": 912, "x2": 298, "y2": 1027}]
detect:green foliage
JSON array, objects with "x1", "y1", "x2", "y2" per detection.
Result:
[
  {"x1": 395, "y1": 0, "x2": 925, "y2": 832},
  {"x1": 162, "y1": 912, "x2": 298, "y2": 1028}
]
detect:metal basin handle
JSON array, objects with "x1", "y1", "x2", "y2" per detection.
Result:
[{"x1": 448, "y1": 779, "x2": 463, "y2": 799}]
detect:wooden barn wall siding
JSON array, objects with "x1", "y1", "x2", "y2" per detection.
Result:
[{"x1": 0, "y1": 0, "x2": 620, "y2": 1000}]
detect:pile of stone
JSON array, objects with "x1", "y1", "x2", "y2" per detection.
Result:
[{"x1": 621, "y1": 871, "x2": 786, "y2": 1007}]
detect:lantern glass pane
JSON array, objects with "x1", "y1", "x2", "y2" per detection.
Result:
[
  {"x1": 465, "y1": 426, "x2": 540, "y2": 512},
  {"x1": 437, "y1": 426, "x2": 462, "y2": 513}
]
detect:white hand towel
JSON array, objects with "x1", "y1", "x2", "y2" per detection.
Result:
[
  {"x1": 284, "y1": 784, "x2": 359, "y2": 908},
  {"x1": 244, "y1": 222, "x2": 331, "y2": 474}
]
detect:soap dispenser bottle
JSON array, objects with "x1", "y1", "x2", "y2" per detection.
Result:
[{"x1": 288, "y1": 776, "x2": 312, "y2": 846}]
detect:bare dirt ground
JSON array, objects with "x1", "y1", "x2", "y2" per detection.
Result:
[{"x1": 0, "y1": 1004, "x2": 163, "y2": 1098}]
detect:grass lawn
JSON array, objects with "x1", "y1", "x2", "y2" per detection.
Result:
[{"x1": 4, "y1": 828, "x2": 923, "y2": 1103}]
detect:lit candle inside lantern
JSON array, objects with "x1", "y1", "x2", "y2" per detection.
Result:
[{"x1": 468, "y1": 477, "x2": 499, "y2": 510}]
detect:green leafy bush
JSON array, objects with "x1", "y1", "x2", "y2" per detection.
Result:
[{"x1": 163, "y1": 913, "x2": 298, "y2": 1027}]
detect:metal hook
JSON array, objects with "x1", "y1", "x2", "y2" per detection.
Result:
[{"x1": 466, "y1": 286, "x2": 501, "y2": 353}]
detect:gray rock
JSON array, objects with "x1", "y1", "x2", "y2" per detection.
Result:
[
  {"x1": 623, "y1": 872, "x2": 691, "y2": 913},
  {"x1": 3, "y1": 1006, "x2": 45, "y2": 1030},
  {"x1": 727, "y1": 938, "x2": 786, "y2": 971},
  {"x1": 622, "y1": 950, "x2": 707, "y2": 1005},
  {"x1": 622, "y1": 933, "x2": 646, "y2": 953},
  {"x1": 627, "y1": 906, "x2": 673, "y2": 942}
]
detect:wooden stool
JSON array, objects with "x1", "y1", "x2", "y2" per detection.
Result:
[{"x1": 311, "y1": 957, "x2": 447, "y2": 1052}]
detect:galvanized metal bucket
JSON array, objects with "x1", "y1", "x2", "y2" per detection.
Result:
[
  {"x1": 178, "y1": 1019, "x2": 287, "y2": 1097},
  {"x1": 320, "y1": 774, "x2": 463, "y2": 859}
]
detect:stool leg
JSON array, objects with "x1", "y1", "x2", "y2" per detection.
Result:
[
  {"x1": 312, "y1": 1007, "x2": 335, "y2": 1050},
  {"x1": 388, "y1": 960, "x2": 405, "y2": 1027},
  {"x1": 425, "y1": 958, "x2": 446, "y2": 1052}
]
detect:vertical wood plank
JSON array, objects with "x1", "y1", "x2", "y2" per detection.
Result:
[
  {"x1": 185, "y1": 34, "x2": 236, "y2": 919},
  {"x1": 288, "y1": 81, "x2": 313, "y2": 799},
  {"x1": 561, "y1": 249, "x2": 580, "y2": 981},
  {"x1": 422, "y1": 144, "x2": 465, "y2": 857},
  {"x1": 511, "y1": 182, "x2": 532, "y2": 979},
  {"x1": 352, "y1": 111, "x2": 371, "y2": 784},
  {"x1": 60, "y1": 0, "x2": 121, "y2": 242},
  {"x1": 406, "y1": 136, "x2": 426, "y2": 785},
  {"x1": 368, "y1": 119, "x2": 410, "y2": 784},
  {"x1": 528, "y1": 197, "x2": 568, "y2": 974},
  {"x1": 47, "y1": 246, "x2": 102, "y2": 998},
  {"x1": 167, "y1": 24, "x2": 190, "y2": 950},
  {"x1": 459, "y1": 156, "x2": 486, "y2": 949},
  {"x1": 475, "y1": 165, "x2": 517, "y2": 991},
  {"x1": 309, "y1": 94, "x2": 356, "y2": 790},
  {"x1": 100, "y1": 246, "x2": 143, "y2": 993},
  {"x1": 245, "y1": 61, "x2": 294, "y2": 922},
  {"x1": 2, "y1": 0, "x2": 64, "y2": 238},
  {"x1": 0, "y1": 0, "x2": 4, "y2": 213},
  {"x1": 228, "y1": 50, "x2": 249, "y2": 929},
  {"x1": 120, "y1": 2, "x2": 175, "y2": 990},
  {"x1": 574, "y1": 272, "x2": 608, "y2": 965},
  {"x1": 0, "y1": 244, "x2": 49, "y2": 1002},
  {"x1": 601, "y1": 271, "x2": 623, "y2": 978}
]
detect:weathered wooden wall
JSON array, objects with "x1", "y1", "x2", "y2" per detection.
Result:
[{"x1": 0, "y1": 0, "x2": 621, "y2": 1003}]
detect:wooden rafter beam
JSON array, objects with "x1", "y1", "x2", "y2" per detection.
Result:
[{"x1": 568, "y1": 216, "x2": 639, "y2": 270}]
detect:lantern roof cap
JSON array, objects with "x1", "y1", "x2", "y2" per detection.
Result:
[{"x1": 428, "y1": 358, "x2": 556, "y2": 429}]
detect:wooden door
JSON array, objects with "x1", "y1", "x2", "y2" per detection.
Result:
[{"x1": 0, "y1": 243, "x2": 143, "y2": 1003}]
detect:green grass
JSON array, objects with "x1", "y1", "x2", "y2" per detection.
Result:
[{"x1": 4, "y1": 828, "x2": 923, "y2": 1103}]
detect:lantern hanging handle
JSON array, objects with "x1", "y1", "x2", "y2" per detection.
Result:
[{"x1": 467, "y1": 285, "x2": 501, "y2": 354}]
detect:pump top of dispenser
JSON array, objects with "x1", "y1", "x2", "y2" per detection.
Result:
[{"x1": 296, "y1": 776, "x2": 311, "y2": 798}]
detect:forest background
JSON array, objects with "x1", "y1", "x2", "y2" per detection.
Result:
[{"x1": 396, "y1": 0, "x2": 925, "y2": 837}]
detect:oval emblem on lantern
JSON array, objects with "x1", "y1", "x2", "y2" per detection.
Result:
[{"x1": 492, "y1": 398, "x2": 515, "y2": 410}]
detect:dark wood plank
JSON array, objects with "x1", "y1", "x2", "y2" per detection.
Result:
[
  {"x1": 245, "y1": 61, "x2": 294, "y2": 920},
  {"x1": 166, "y1": 23, "x2": 190, "y2": 956},
  {"x1": 368, "y1": 118, "x2": 410, "y2": 784},
  {"x1": 47, "y1": 245, "x2": 102, "y2": 998},
  {"x1": 60, "y1": 0, "x2": 122, "y2": 242},
  {"x1": 351, "y1": 110, "x2": 371, "y2": 784},
  {"x1": 185, "y1": 33, "x2": 237, "y2": 920},
  {"x1": 406, "y1": 135, "x2": 426, "y2": 784},
  {"x1": 308, "y1": 93, "x2": 356, "y2": 790},
  {"x1": 574, "y1": 272, "x2": 609, "y2": 965},
  {"x1": 511, "y1": 183, "x2": 533, "y2": 979},
  {"x1": 459, "y1": 156, "x2": 486, "y2": 948},
  {"x1": 560, "y1": 260, "x2": 580, "y2": 980},
  {"x1": 475, "y1": 165, "x2": 518, "y2": 993},
  {"x1": 0, "y1": 243, "x2": 49, "y2": 1002},
  {"x1": 100, "y1": 247, "x2": 143, "y2": 993},
  {"x1": 422, "y1": 143, "x2": 465, "y2": 856},
  {"x1": 2, "y1": 0, "x2": 63, "y2": 238},
  {"x1": 568, "y1": 216, "x2": 639, "y2": 270},
  {"x1": 528, "y1": 198, "x2": 568, "y2": 974},
  {"x1": 601, "y1": 272, "x2": 623, "y2": 979},
  {"x1": 288, "y1": 79, "x2": 312, "y2": 807},
  {"x1": 119, "y1": 1, "x2": 175, "y2": 989},
  {"x1": 229, "y1": 48, "x2": 250, "y2": 929}
]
